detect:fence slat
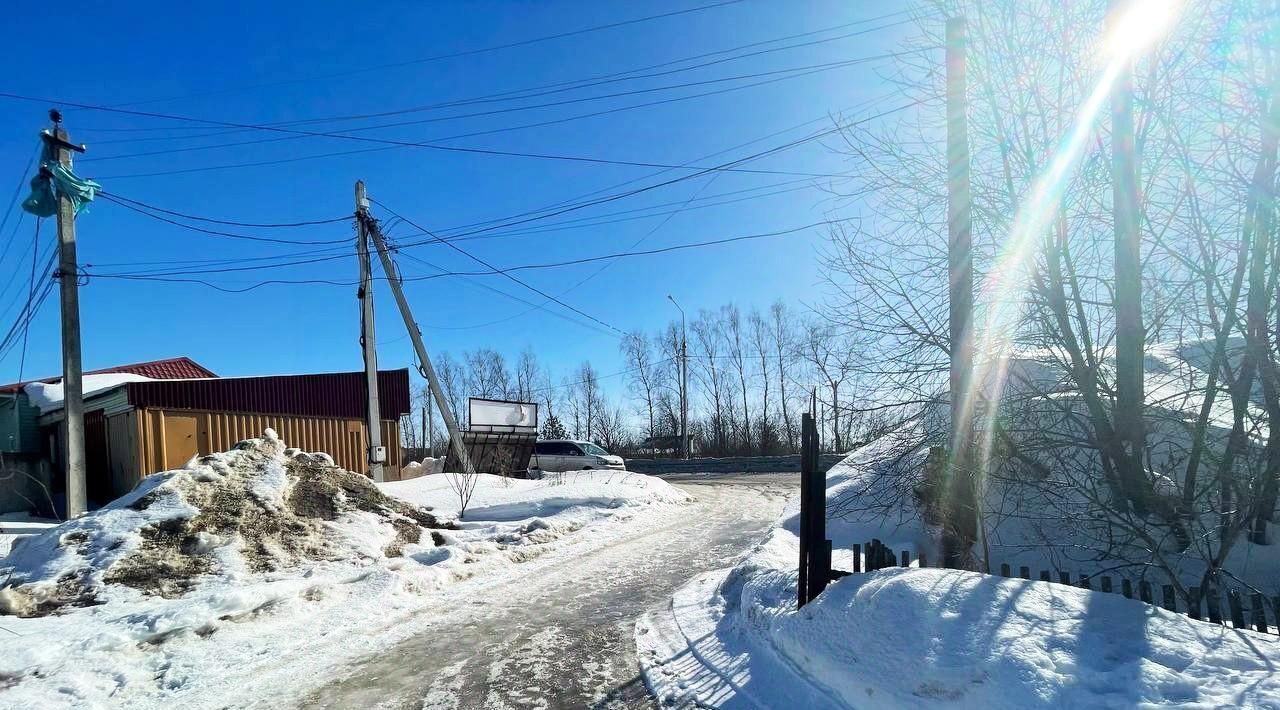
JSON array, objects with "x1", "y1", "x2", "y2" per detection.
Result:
[
  {"x1": 1059, "y1": 571, "x2": 1071, "y2": 585},
  {"x1": 1122, "y1": 579, "x2": 1133, "y2": 599},
  {"x1": 1161, "y1": 585, "x2": 1176, "y2": 612},
  {"x1": 1188, "y1": 586, "x2": 1202, "y2": 620},
  {"x1": 1207, "y1": 587, "x2": 1223, "y2": 625},
  {"x1": 852, "y1": 543, "x2": 861, "y2": 574},
  {"x1": 1251, "y1": 593, "x2": 1269, "y2": 634},
  {"x1": 1040, "y1": 570, "x2": 1051, "y2": 582},
  {"x1": 1019, "y1": 566, "x2": 1031, "y2": 580},
  {"x1": 1138, "y1": 581, "x2": 1152, "y2": 604},
  {"x1": 918, "y1": 552, "x2": 927, "y2": 568},
  {"x1": 1227, "y1": 589, "x2": 1246, "y2": 629},
  {"x1": 901, "y1": 549, "x2": 910, "y2": 568},
  {"x1": 1000, "y1": 563, "x2": 1011, "y2": 578},
  {"x1": 1100, "y1": 576, "x2": 1112, "y2": 594}
]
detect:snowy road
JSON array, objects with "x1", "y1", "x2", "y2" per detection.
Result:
[{"x1": 298, "y1": 474, "x2": 796, "y2": 710}]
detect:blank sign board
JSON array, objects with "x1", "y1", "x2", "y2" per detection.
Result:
[{"x1": 469, "y1": 398, "x2": 538, "y2": 430}]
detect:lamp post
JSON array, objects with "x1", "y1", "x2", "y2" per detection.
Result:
[{"x1": 667, "y1": 295, "x2": 689, "y2": 460}]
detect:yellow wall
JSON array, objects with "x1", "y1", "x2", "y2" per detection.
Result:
[{"x1": 114, "y1": 408, "x2": 403, "y2": 495}]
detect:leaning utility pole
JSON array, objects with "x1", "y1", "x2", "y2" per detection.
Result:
[
  {"x1": 46, "y1": 111, "x2": 87, "y2": 517},
  {"x1": 359, "y1": 199, "x2": 475, "y2": 475},
  {"x1": 1110, "y1": 6, "x2": 1147, "y2": 514},
  {"x1": 355, "y1": 181, "x2": 386, "y2": 482},
  {"x1": 945, "y1": 17, "x2": 977, "y2": 568}
]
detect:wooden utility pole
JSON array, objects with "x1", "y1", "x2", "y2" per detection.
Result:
[
  {"x1": 45, "y1": 111, "x2": 87, "y2": 517},
  {"x1": 355, "y1": 181, "x2": 385, "y2": 482},
  {"x1": 945, "y1": 17, "x2": 977, "y2": 568},
  {"x1": 360, "y1": 201, "x2": 475, "y2": 475},
  {"x1": 1111, "y1": 7, "x2": 1147, "y2": 514}
]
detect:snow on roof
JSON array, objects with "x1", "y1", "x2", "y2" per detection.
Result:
[{"x1": 23, "y1": 373, "x2": 155, "y2": 414}]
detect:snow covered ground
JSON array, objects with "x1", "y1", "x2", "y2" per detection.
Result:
[
  {"x1": 638, "y1": 443, "x2": 1280, "y2": 709},
  {"x1": 0, "y1": 513, "x2": 56, "y2": 558},
  {"x1": 0, "y1": 432, "x2": 686, "y2": 709}
]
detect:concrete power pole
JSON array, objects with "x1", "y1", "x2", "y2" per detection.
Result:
[
  {"x1": 355, "y1": 181, "x2": 386, "y2": 482},
  {"x1": 359, "y1": 201, "x2": 476, "y2": 475},
  {"x1": 945, "y1": 17, "x2": 977, "y2": 568},
  {"x1": 1111, "y1": 7, "x2": 1146, "y2": 514},
  {"x1": 45, "y1": 111, "x2": 87, "y2": 517}
]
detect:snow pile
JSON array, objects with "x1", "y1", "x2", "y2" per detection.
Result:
[
  {"x1": 640, "y1": 552, "x2": 1280, "y2": 708},
  {"x1": 0, "y1": 513, "x2": 56, "y2": 558},
  {"x1": 23, "y1": 373, "x2": 156, "y2": 414},
  {"x1": 0, "y1": 437, "x2": 686, "y2": 708},
  {"x1": 401, "y1": 456, "x2": 444, "y2": 478},
  {"x1": 0, "y1": 429, "x2": 446, "y2": 617},
  {"x1": 639, "y1": 442, "x2": 1280, "y2": 708}
]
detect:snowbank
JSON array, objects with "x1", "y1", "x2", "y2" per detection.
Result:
[
  {"x1": 640, "y1": 551, "x2": 1280, "y2": 708},
  {"x1": 23, "y1": 373, "x2": 155, "y2": 414},
  {"x1": 0, "y1": 434, "x2": 687, "y2": 708},
  {"x1": 0, "y1": 513, "x2": 56, "y2": 558},
  {"x1": 639, "y1": 419, "x2": 1280, "y2": 708}
]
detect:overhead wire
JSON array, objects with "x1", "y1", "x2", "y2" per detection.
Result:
[
  {"x1": 88, "y1": 0, "x2": 748, "y2": 111},
  {"x1": 86, "y1": 8, "x2": 924, "y2": 145},
  {"x1": 367, "y1": 197, "x2": 625, "y2": 336}
]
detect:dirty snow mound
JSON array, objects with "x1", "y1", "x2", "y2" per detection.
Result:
[{"x1": 0, "y1": 429, "x2": 448, "y2": 617}]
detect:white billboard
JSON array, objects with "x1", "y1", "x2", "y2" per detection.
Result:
[{"x1": 469, "y1": 398, "x2": 538, "y2": 430}]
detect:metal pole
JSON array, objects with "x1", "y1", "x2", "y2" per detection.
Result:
[
  {"x1": 668, "y1": 295, "x2": 689, "y2": 460},
  {"x1": 362, "y1": 206, "x2": 475, "y2": 475},
  {"x1": 46, "y1": 112, "x2": 86, "y2": 517},
  {"x1": 355, "y1": 181, "x2": 385, "y2": 482}
]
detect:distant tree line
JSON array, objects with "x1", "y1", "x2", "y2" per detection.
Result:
[{"x1": 400, "y1": 301, "x2": 893, "y2": 459}]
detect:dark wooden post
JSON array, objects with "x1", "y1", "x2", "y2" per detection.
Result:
[
  {"x1": 1019, "y1": 566, "x2": 1030, "y2": 580},
  {"x1": 1188, "y1": 587, "x2": 1202, "y2": 620},
  {"x1": 1122, "y1": 579, "x2": 1133, "y2": 599},
  {"x1": 1101, "y1": 576, "x2": 1113, "y2": 594},
  {"x1": 1079, "y1": 575, "x2": 1091, "y2": 591},
  {"x1": 1161, "y1": 585, "x2": 1176, "y2": 612},
  {"x1": 1227, "y1": 590, "x2": 1246, "y2": 629},
  {"x1": 918, "y1": 552, "x2": 927, "y2": 568},
  {"x1": 1039, "y1": 570, "x2": 1051, "y2": 582},
  {"x1": 1138, "y1": 581, "x2": 1152, "y2": 604},
  {"x1": 852, "y1": 543, "x2": 862, "y2": 574},
  {"x1": 1207, "y1": 587, "x2": 1223, "y2": 625},
  {"x1": 1059, "y1": 571, "x2": 1071, "y2": 586},
  {"x1": 1251, "y1": 593, "x2": 1269, "y2": 633},
  {"x1": 1000, "y1": 563, "x2": 1011, "y2": 577},
  {"x1": 901, "y1": 550, "x2": 910, "y2": 567}
]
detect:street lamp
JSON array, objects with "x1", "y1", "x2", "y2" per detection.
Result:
[{"x1": 667, "y1": 295, "x2": 689, "y2": 460}]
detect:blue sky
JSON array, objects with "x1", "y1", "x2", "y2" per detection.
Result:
[{"x1": 0, "y1": 0, "x2": 917, "y2": 393}]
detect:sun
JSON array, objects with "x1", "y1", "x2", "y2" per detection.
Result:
[{"x1": 1104, "y1": 0, "x2": 1184, "y2": 59}]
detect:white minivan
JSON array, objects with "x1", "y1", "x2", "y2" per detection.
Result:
[{"x1": 529, "y1": 439, "x2": 626, "y2": 474}]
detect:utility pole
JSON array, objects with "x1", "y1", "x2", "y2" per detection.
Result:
[
  {"x1": 45, "y1": 110, "x2": 87, "y2": 517},
  {"x1": 945, "y1": 17, "x2": 978, "y2": 568},
  {"x1": 359, "y1": 198, "x2": 475, "y2": 475},
  {"x1": 355, "y1": 181, "x2": 385, "y2": 482},
  {"x1": 668, "y1": 295, "x2": 689, "y2": 459},
  {"x1": 1110, "y1": 3, "x2": 1147, "y2": 514}
]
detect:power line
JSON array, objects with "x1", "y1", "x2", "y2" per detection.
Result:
[
  {"x1": 100, "y1": 192, "x2": 350, "y2": 228},
  {"x1": 99, "y1": 194, "x2": 353, "y2": 246},
  {"x1": 367, "y1": 198, "x2": 625, "y2": 336},
  {"x1": 92, "y1": 0, "x2": 748, "y2": 110},
  {"x1": 1, "y1": 58, "x2": 932, "y2": 178},
  {"x1": 84, "y1": 50, "x2": 911, "y2": 165},
  {"x1": 88, "y1": 8, "x2": 924, "y2": 144}
]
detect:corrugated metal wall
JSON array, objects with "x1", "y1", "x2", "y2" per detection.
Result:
[
  {"x1": 130, "y1": 408, "x2": 402, "y2": 487},
  {"x1": 125, "y1": 369, "x2": 411, "y2": 420}
]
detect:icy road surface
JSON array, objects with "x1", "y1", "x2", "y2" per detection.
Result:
[{"x1": 299, "y1": 474, "x2": 796, "y2": 710}]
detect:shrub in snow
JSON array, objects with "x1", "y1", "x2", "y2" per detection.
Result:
[{"x1": 0, "y1": 430, "x2": 450, "y2": 617}]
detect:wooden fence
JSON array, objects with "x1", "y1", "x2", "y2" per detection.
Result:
[{"x1": 836, "y1": 538, "x2": 1280, "y2": 636}]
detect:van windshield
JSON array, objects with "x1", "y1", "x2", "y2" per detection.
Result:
[{"x1": 580, "y1": 442, "x2": 610, "y2": 457}]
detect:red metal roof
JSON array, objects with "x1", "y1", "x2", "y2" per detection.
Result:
[
  {"x1": 0, "y1": 356, "x2": 217, "y2": 394},
  {"x1": 124, "y1": 368, "x2": 411, "y2": 419}
]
